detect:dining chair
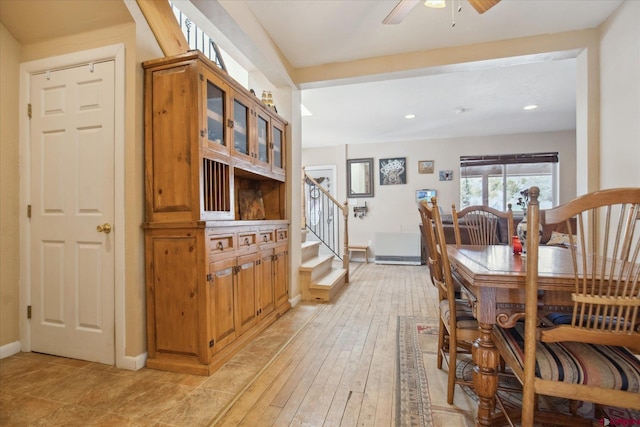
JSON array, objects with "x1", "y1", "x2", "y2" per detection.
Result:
[
  {"x1": 418, "y1": 198, "x2": 478, "y2": 405},
  {"x1": 493, "y1": 186, "x2": 640, "y2": 426},
  {"x1": 451, "y1": 203, "x2": 514, "y2": 246}
]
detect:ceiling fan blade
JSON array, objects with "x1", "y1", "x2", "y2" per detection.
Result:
[
  {"x1": 383, "y1": 0, "x2": 420, "y2": 24},
  {"x1": 467, "y1": 0, "x2": 501, "y2": 14}
]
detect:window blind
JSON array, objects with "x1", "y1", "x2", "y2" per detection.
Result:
[{"x1": 460, "y1": 152, "x2": 558, "y2": 167}]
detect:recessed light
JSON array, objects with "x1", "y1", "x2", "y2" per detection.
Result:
[
  {"x1": 523, "y1": 104, "x2": 538, "y2": 110},
  {"x1": 405, "y1": 114, "x2": 416, "y2": 119}
]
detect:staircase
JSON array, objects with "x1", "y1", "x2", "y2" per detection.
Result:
[
  {"x1": 299, "y1": 233, "x2": 348, "y2": 302},
  {"x1": 300, "y1": 169, "x2": 350, "y2": 302}
]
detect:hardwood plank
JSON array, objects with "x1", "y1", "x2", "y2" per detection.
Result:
[
  {"x1": 215, "y1": 263, "x2": 469, "y2": 426},
  {"x1": 1, "y1": 263, "x2": 481, "y2": 427}
]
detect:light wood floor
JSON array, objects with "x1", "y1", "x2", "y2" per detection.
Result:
[{"x1": 0, "y1": 263, "x2": 479, "y2": 426}]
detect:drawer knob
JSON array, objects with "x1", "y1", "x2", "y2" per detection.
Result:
[
  {"x1": 244, "y1": 237, "x2": 250, "y2": 246},
  {"x1": 217, "y1": 241, "x2": 224, "y2": 250}
]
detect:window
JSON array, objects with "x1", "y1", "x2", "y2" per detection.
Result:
[{"x1": 459, "y1": 152, "x2": 558, "y2": 213}]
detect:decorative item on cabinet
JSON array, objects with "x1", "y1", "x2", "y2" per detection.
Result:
[{"x1": 261, "y1": 90, "x2": 277, "y2": 112}]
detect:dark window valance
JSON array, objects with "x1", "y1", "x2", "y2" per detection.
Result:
[{"x1": 460, "y1": 152, "x2": 558, "y2": 167}]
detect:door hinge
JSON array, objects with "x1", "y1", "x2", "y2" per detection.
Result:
[
  {"x1": 206, "y1": 273, "x2": 212, "y2": 282},
  {"x1": 27, "y1": 103, "x2": 32, "y2": 119},
  {"x1": 27, "y1": 305, "x2": 32, "y2": 319},
  {"x1": 200, "y1": 73, "x2": 204, "y2": 81},
  {"x1": 227, "y1": 119, "x2": 234, "y2": 128},
  {"x1": 27, "y1": 205, "x2": 31, "y2": 218},
  {"x1": 209, "y1": 339, "x2": 214, "y2": 348}
]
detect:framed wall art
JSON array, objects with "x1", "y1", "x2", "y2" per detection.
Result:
[
  {"x1": 418, "y1": 160, "x2": 434, "y2": 174},
  {"x1": 439, "y1": 170, "x2": 454, "y2": 181},
  {"x1": 379, "y1": 157, "x2": 406, "y2": 185}
]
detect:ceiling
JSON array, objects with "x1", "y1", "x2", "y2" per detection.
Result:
[
  {"x1": 236, "y1": 0, "x2": 623, "y2": 148},
  {"x1": 0, "y1": 0, "x2": 132, "y2": 44},
  {"x1": 0, "y1": 1, "x2": 624, "y2": 149}
]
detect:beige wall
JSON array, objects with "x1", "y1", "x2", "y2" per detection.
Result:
[
  {"x1": 303, "y1": 131, "x2": 576, "y2": 259},
  {"x1": 599, "y1": 0, "x2": 640, "y2": 189},
  {"x1": 0, "y1": 2, "x2": 162, "y2": 363},
  {"x1": 0, "y1": 22, "x2": 22, "y2": 348}
]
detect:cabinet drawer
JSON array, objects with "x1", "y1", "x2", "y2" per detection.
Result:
[
  {"x1": 208, "y1": 232, "x2": 235, "y2": 258},
  {"x1": 237, "y1": 231, "x2": 257, "y2": 252},
  {"x1": 276, "y1": 228, "x2": 288, "y2": 242},
  {"x1": 258, "y1": 229, "x2": 275, "y2": 245}
]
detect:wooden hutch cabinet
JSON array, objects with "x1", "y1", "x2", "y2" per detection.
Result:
[{"x1": 142, "y1": 51, "x2": 290, "y2": 375}]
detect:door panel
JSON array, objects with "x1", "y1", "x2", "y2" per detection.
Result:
[
  {"x1": 236, "y1": 253, "x2": 258, "y2": 334},
  {"x1": 30, "y1": 61, "x2": 115, "y2": 364},
  {"x1": 259, "y1": 248, "x2": 275, "y2": 317},
  {"x1": 210, "y1": 258, "x2": 237, "y2": 355}
]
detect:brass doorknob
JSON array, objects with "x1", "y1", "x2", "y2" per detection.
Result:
[{"x1": 97, "y1": 223, "x2": 112, "y2": 234}]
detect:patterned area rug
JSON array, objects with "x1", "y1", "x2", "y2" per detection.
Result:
[
  {"x1": 396, "y1": 316, "x2": 439, "y2": 427},
  {"x1": 457, "y1": 357, "x2": 640, "y2": 425}
]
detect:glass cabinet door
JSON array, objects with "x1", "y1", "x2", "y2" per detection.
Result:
[
  {"x1": 257, "y1": 114, "x2": 269, "y2": 165},
  {"x1": 272, "y1": 120, "x2": 285, "y2": 173},
  {"x1": 206, "y1": 80, "x2": 226, "y2": 149},
  {"x1": 233, "y1": 98, "x2": 249, "y2": 156}
]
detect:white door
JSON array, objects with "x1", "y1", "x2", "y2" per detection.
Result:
[{"x1": 30, "y1": 61, "x2": 115, "y2": 364}]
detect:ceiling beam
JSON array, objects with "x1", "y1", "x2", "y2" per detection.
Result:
[{"x1": 136, "y1": 0, "x2": 189, "y2": 57}]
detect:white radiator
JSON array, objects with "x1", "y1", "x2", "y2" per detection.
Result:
[{"x1": 374, "y1": 232, "x2": 422, "y2": 265}]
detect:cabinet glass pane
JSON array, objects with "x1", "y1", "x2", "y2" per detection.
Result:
[
  {"x1": 257, "y1": 116, "x2": 269, "y2": 163},
  {"x1": 273, "y1": 126, "x2": 283, "y2": 169},
  {"x1": 207, "y1": 81, "x2": 225, "y2": 146},
  {"x1": 234, "y1": 99, "x2": 249, "y2": 155}
]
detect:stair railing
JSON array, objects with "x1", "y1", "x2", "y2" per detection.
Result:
[{"x1": 302, "y1": 168, "x2": 350, "y2": 282}]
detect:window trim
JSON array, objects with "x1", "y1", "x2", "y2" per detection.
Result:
[{"x1": 459, "y1": 152, "x2": 559, "y2": 212}]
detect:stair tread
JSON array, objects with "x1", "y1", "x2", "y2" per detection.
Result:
[
  {"x1": 310, "y1": 268, "x2": 347, "y2": 288},
  {"x1": 300, "y1": 254, "x2": 334, "y2": 270},
  {"x1": 301, "y1": 240, "x2": 320, "y2": 249}
]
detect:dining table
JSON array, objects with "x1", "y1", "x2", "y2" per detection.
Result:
[{"x1": 446, "y1": 244, "x2": 578, "y2": 427}]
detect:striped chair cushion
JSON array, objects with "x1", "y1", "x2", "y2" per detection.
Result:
[
  {"x1": 494, "y1": 321, "x2": 640, "y2": 391},
  {"x1": 440, "y1": 299, "x2": 478, "y2": 329},
  {"x1": 545, "y1": 312, "x2": 634, "y2": 331}
]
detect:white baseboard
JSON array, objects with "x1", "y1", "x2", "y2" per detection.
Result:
[
  {"x1": 0, "y1": 340, "x2": 146, "y2": 372},
  {"x1": 289, "y1": 293, "x2": 302, "y2": 307},
  {"x1": 118, "y1": 352, "x2": 147, "y2": 371},
  {"x1": 0, "y1": 341, "x2": 22, "y2": 359}
]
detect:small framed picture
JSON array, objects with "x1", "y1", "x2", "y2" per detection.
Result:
[
  {"x1": 418, "y1": 160, "x2": 434, "y2": 174},
  {"x1": 439, "y1": 170, "x2": 454, "y2": 181}
]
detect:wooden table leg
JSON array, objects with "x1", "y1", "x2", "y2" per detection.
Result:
[{"x1": 472, "y1": 322, "x2": 500, "y2": 427}]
